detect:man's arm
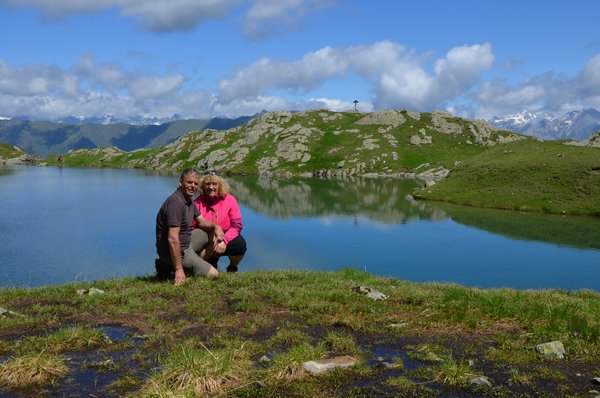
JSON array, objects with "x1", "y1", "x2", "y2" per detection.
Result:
[
  {"x1": 167, "y1": 226, "x2": 186, "y2": 286},
  {"x1": 195, "y1": 215, "x2": 224, "y2": 242}
]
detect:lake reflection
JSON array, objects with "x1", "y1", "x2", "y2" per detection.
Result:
[{"x1": 1, "y1": 166, "x2": 599, "y2": 291}]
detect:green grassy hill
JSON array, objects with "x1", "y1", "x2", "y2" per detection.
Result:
[
  {"x1": 42, "y1": 109, "x2": 600, "y2": 216},
  {"x1": 0, "y1": 142, "x2": 30, "y2": 164},
  {"x1": 48, "y1": 109, "x2": 517, "y2": 173},
  {"x1": 414, "y1": 139, "x2": 600, "y2": 216}
]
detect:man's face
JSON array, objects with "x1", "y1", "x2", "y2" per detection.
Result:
[{"x1": 178, "y1": 173, "x2": 200, "y2": 199}]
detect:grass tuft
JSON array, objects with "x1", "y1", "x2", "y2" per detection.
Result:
[
  {"x1": 435, "y1": 358, "x2": 477, "y2": 386},
  {"x1": 141, "y1": 338, "x2": 246, "y2": 396},
  {"x1": 0, "y1": 352, "x2": 68, "y2": 389}
]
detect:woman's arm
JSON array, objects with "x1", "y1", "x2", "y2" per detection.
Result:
[{"x1": 223, "y1": 196, "x2": 242, "y2": 244}]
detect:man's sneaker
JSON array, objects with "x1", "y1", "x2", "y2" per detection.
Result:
[{"x1": 155, "y1": 258, "x2": 172, "y2": 279}]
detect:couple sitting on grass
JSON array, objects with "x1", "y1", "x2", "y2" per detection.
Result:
[{"x1": 155, "y1": 168, "x2": 247, "y2": 285}]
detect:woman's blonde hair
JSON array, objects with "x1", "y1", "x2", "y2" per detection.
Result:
[{"x1": 200, "y1": 174, "x2": 229, "y2": 197}]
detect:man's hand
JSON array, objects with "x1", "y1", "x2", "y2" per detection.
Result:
[{"x1": 174, "y1": 269, "x2": 186, "y2": 286}]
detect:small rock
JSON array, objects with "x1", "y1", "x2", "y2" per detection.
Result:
[
  {"x1": 423, "y1": 352, "x2": 444, "y2": 363},
  {"x1": 302, "y1": 356, "x2": 358, "y2": 374},
  {"x1": 77, "y1": 287, "x2": 105, "y2": 296},
  {"x1": 259, "y1": 355, "x2": 272, "y2": 364},
  {"x1": 469, "y1": 376, "x2": 492, "y2": 387},
  {"x1": 352, "y1": 286, "x2": 388, "y2": 300},
  {"x1": 0, "y1": 306, "x2": 25, "y2": 318},
  {"x1": 388, "y1": 322, "x2": 410, "y2": 329},
  {"x1": 536, "y1": 341, "x2": 566, "y2": 359},
  {"x1": 593, "y1": 377, "x2": 600, "y2": 385}
]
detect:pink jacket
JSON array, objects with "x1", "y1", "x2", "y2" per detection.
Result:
[{"x1": 193, "y1": 194, "x2": 243, "y2": 244}]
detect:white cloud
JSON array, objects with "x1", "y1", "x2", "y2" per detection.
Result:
[
  {"x1": 242, "y1": 0, "x2": 337, "y2": 37},
  {"x1": 0, "y1": 56, "x2": 203, "y2": 120},
  {"x1": 74, "y1": 54, "x2": 128, "y2": 91},
  {"x1": 218, "y1": 41, "x2": 495, "y2": 112},
  {"x1": 0, "y1": 0, "x2": 330, "y2": 34},
  {"x1": 0, "y1": 60, "x2": 78, "y2": 97},
  {"x1": 468, "y1": 67, "x2": 597, "y2": 118},
  {"x1": 1, "y1": 43, "x2": 600, "y2": 121},
  {"x1": 217, "y1": 46, "x2": 348, "y2": 102},
  {"x1": 307, "y1": 98, "x2": 373, "y2": 112},
  {"x1": 121, "y1": 0, "x2": 242, "y2": 32},
  {"x1": 580, "y1": 54, "x2": 600, "y2": 95},
  {"x1": 128, "y1": 75, "x2": 184, "y2": 100}
]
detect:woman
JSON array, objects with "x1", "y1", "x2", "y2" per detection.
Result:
[{"x1": 193, "y1": 171, "x2": 247, "y2": 272}]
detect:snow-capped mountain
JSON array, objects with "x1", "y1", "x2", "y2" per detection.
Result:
[
  {"x1": 56, "y1": 113, "x2": 184, "y2": 125},
  {"x1": 490, "y1": 108, "x2": 600, "y2": 140}
]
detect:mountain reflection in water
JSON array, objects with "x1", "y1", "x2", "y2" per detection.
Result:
[
  {"x1": 228, "y1": 176, "x2": 448, "y2": 224},
  {"x1": 228, "y1": 176, "x2": 600, "y2": 251}
]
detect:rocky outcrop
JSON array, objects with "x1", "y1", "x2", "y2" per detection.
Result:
[
  {"x1": 59, "y1": 109, "x2": 524, "y2": 178},
  {"x1": 565, "y1": 130, "x2": 600, "y2": 147},
  {"x1": 430, "y1": 111, "x2": 463, "y2": 135},
  {"x1": 410, "y1": 128, "x2": 432, "y2": 146},
  {"x1": 355, "y1": 110, "x2": 406, "y2": 128},
  {"x1": 416, "y1": 166, "x2": 450, "y2": 187},
  {"x1": 0, "y1": 145, "x2": 36, "y2": 165}
]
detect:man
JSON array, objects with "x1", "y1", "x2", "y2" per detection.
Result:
[{"x1": 155, "y1": 168, "x2": 224, "y2": 285}]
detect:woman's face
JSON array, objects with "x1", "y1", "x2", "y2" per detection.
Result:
[{"x1": 202, "y1": 177, "x2": 220, "y2": 197}]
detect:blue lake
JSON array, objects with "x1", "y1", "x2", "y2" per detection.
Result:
[{"x1": 1, "y1": 165, "x2": 599, "y2": 291}]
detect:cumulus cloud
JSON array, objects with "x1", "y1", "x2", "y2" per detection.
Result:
[
  {"x1": 0, "y1": 0, "x2": 330, "y2": 34},
  {"x1": 0, "y1": 60, "x2": 76, "y2": 97},
  {"x1": 468, "y1": 65, "x2": 600, "y2": 119},
  {"x1": 580, "y1": 54, "x2": 600, "y2": 95},
  {"x1": 1, "y1": 42, "x2": 600, "y2": 121},
  {"x1": 0, "y1": 0, "x2": 240, "y2": 31},
  {"x1": 242, "y1": 0, "x2": 337, "y2": 37},
  {"x1": 217, "y1": 41, "x2": 495, "y2": 112},
  {"x1": 218, "y1": 46, "x2": 349, "y2": 102},
  {"x1": 128, "y1": 75, "x2": 184, "y2": 100},
  {"x1": 74, "y1": 54, "x2": 129, "y2": 91},
  {"x1": 0, "y1": 56, "x2": 210, "y2": 120}
]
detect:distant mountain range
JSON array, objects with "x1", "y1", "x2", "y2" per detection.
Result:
[
  {"x1": 489, "y1": 108, "x2": 600, "y2": 140},
  {"x1": 0, "y1": 115, "x2": 254, "y2": 157}
]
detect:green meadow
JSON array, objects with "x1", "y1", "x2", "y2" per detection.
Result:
[{"x1": 1, "y1": 270, "x2": 599, "y2": 396}]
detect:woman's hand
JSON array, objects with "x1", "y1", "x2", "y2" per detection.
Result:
[{"x1": 214, "y1": 241, "x2": 227, "y2": 254}]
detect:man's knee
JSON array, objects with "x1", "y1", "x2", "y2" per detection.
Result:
[
  {"x1": 190, "y1": 229, "x2": 210, "y2": 252},
  {"x1": 183, "y1": 249, "x2": 214, "y2": 277},
  {"x1": 206, "y1": 267, "x2": 219, "y2": 278}
]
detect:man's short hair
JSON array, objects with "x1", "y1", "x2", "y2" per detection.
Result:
[{"x1": 180, "y1": 168, "x2": 201, "y2": 181}]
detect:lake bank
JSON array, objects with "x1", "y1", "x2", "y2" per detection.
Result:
[{"x1": 1, "y1": 269, "x2": 599, "y2": 397}]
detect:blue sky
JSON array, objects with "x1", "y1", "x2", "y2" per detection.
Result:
[{"x1": 0, "y1": 0, "x2": 599, "y2": 121}]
